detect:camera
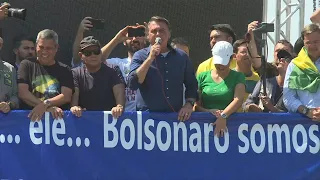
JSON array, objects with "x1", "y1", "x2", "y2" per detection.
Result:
[
  {"x1": 2, "y1": 3, "x2": 26, "y2": 21},
  {"x1": 277, "y1": 49, "x2": 293, "y2": 62},
  {"x1": 254, "y1": 23, "x2": 274, "y2": 33}
]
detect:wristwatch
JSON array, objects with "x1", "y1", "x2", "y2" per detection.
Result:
[
  {"x1": 186, "y1": 100, "x2": 195, "y2": 106},
  {"x1": 221, "y1": 113, "x2": 228, "y2": 119},
  {"x1": 302, "y1": 106, "x2": 310, "y2": 116},
  {"x1": 43, "y1": 99, "x2": 51, "y2": 107}
]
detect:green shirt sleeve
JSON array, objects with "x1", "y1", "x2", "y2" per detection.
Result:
[
  {"x1": 236, "y1": 71, "x2": 246, "y2": 86},
  {"x1": 196, "y1": 71, "x2": 205, "y2": 91}
]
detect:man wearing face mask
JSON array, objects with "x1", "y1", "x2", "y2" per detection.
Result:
[{"x1": 128, "y1": 16, "x2": 198, "y2": 121}]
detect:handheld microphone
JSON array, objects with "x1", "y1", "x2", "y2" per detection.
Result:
[{"x1": 155, "y1": 37, "x2": 162, "y2": 45}]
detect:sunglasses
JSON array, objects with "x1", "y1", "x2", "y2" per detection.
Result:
[
  {"x1": 275, "y1": 58, "x2": 291, "y2": 66},
  {"x1": 81, "y1": 49, "x2": 101, "y2": 56}
]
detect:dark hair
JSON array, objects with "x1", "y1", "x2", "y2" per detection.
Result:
[
  {"x1": 13, "y1": 34, "x2": 35, "y2": 49},
  {"x1": 171, "y1": 37, "x2": 190, "y2": 49},
  {"x1": 233, "y1": 39, "x2": 247, "y2": 53},
  {"x1": 276, "y1": 39, "x2": 294, "y2": 53},
  {"x1": 293, "y1": 36, "x2": 304, "y2": 55},
  {"x1": 148, "y1": 16, "x2": 170, "y2": 29},
  {"x1": 209, "y1": 24, "x2": 237, "y2": 43}
]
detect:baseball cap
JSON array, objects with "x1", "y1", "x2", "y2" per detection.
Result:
[
  {"x1": 212, "y1": 41, "x2": 233, "y2": 66},
  {"x1": 80, "y1": 36, "x2": 101, "y2": 50}
]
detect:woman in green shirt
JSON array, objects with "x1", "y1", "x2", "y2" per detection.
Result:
[{"x1": 195, "y1": 41, "x2": 245, "y2": 137}]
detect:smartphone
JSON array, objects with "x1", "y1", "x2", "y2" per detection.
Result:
[
  {"x1": 255, "y1": 22, "x2": 274, "y2": 33},
  {"x1": 128, "y1": 27, "x2": 145, "y2": 37},
  {"x1": 277, "y1": 49, "x2": 292, "y2": 62},
  {"x1": 89, "y1": 18, "x2": 105, "y2": 30}
]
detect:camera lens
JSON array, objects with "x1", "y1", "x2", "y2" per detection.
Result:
[{"x1": 8, "y1": 8, "x2": 27, "y2": 21}]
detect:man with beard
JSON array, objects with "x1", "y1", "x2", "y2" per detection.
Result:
[
  {"x1": 72, "y1": 17, "x2": 146, "y2": 111},
  {"x1": 100, "y1": 26, "x2": 146, "y2": 111},
  {"x1": 13, "y1": 34, "x2": 36, "y2": 69}
]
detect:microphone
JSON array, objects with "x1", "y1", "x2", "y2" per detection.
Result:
[{"x1": 155, "y1": 37, "x2": 162, "y2": 45}]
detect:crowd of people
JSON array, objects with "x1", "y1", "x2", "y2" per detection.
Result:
[{"x1": 1, "y1": 3, "x2": 320, "y2": 137}]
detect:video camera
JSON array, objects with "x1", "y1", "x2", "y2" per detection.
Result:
[{"x1": 2, "y1": 3, "x2": 26, "y2": 21}]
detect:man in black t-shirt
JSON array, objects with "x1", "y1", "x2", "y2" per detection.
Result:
[
  {"x1": 70, "y1": 36, "x2": 125, "y2": 118},
  {"x1": 17, "y1": 29, "x2": 74, "y2": 121}
]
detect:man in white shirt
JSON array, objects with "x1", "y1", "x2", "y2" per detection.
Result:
[
  {"x1": 101, "y1": 26, "x2": 146, "y2": 111},
  {"x1": 283, "y1": 23, "x2": 320, "y2": 120}
]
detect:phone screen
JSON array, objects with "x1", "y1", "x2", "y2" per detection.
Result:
[
  {"x1": 128, "y1": 27, "x2": 145, "y2": 37},
  {"x1": 90, "y1": 19, "x2": 105, "y2": 30}
]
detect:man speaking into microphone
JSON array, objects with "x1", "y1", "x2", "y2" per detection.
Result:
[{"x1": 128, "y1": 16, "x2": 198, "y2": 121}]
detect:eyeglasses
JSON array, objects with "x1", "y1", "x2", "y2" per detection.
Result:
[{"x1": 81, "y1": 49, "x2": 101, "y2": 56}]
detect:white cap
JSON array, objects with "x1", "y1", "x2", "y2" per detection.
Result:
[{"x1": 212, "y1": 41, "x2": 233, "y2": 66}]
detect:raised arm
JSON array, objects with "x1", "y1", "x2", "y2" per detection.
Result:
[{"x1": 72, "y1": 17, "x2": 93, "y2": 67}]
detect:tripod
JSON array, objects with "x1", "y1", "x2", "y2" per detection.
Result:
[{"x1": 253, "y1": 22, "x2": 274, "y2": 95}]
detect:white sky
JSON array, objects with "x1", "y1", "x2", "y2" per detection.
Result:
[{"x1": 266, "y1": 0, "x2": 314, "y2": 61}]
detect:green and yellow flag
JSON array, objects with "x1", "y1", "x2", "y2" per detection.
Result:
[{"x1": 288, "y1": 47, "x2": 320, "y2": 93}]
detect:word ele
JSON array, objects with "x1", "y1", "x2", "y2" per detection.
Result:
[{"x1": 29, "y1": 113, "x2": 66, "y2": 146}]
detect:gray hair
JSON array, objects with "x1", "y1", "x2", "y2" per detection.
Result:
[{"x1": 36, "y1": 29, "x2": 59, "y2": 44}]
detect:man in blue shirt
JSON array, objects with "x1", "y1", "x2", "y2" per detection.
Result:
[{"x1": 128, "y1": 16, "x2": 198, "y2": 121}]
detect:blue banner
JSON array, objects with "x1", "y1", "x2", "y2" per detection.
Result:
[{"x1": 0, "y1": 111, "x2": 320, "y2": 180}]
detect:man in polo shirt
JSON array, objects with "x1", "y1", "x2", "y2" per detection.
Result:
[
  {"x1": 128, "y1": 16, "x2": 198, "y2": 121},
  {"x1": 196, "y1": 22, "x2": 261, "y2": 76},
  {"x1": 70, "y1": 36, "x2": 125, "y2": 118}
]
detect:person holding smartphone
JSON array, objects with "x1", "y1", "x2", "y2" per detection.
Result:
[
  {"x1": 99, "y1": 25, "x2": 146, "y2": 112},
  {"x1": 243, "y1": 49, "x2": 291, "y2": 113},
  {"x1": 71, "y1": 17, "x2": 146, "y2": 112}
]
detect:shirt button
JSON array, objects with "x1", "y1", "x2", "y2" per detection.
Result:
[
  {"x1": 166, "y1": 87, "x2": 169, "y2": 90},
  {"x1": 165, "y1": 62, "x2": 167, "y2": 65},
  {"x1": 166, "y1": 71, "x2": 168, "y2": 73},
  {"x1": 167, "y1": 97, "x2": 170, "y2": 99},
  {"x1": 166, "y1": 79, "x2": 169, "y2": 82}
]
